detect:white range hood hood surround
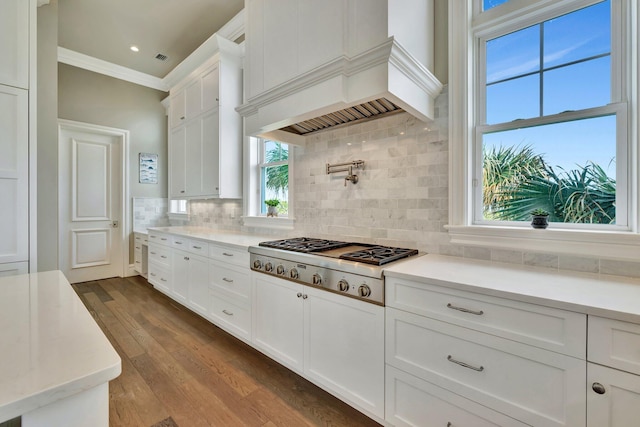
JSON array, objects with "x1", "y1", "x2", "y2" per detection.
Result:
[{"x1": 237, "y1": 0, "x2": 443, "y2": 145}]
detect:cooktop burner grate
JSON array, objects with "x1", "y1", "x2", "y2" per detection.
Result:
[
  {"x1": 258, "y1": 237, "x2": 351, "y2": 253},
  {"x1": 339, "y1": 247, "x2": 419, "y2": 265}
]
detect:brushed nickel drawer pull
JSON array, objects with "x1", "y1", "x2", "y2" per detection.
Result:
[
  {"x1": 193, "y1": 245, "x2": 202, "y2": 249},
  {"x1": 222, "y1": 278, "x2": 233, "y2": 283},
  {"x1": 161, "y1": 255, "x2": 167, "y2": 259},
  {"x1": 447, "y1": 303, "x2": 484, "y2": 316},
  {"x1": 150, "y1": 273, "x2": 156, "y2": 277},
  {"x1": 222, "y1": 310, "x2": 233, "y2": 316},
  {"x1": 161, "y1": 278, "x2": 167, "y2": 282},
  {"x1": 447, "y1": 423, "x2": 452, "y2": 427},
  {"x1": 222, "y1": 252, "x2": 234, "y2": 257},
  {"x1": 150, "y1": 251, "x2": 157, "y2": 255},
  {"x1": 150, "y1": 235, "x2": 157, "y2": 238},
  {"x1": 161, "y1": 237, "x2": 168, "y2": 241},
  {"x1": 447, "y1": 355, "x2": 484, "y2": 372},
  {"x1": 175, "y1": 241, "x2": 183, "y2": 245}
]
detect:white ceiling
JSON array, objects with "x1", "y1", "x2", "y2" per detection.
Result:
[{"x1": 57, "y1": 0, "x2": 244, "y2": 79}]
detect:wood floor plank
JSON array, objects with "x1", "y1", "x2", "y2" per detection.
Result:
[
  {"x1": 244, "y1": 387, "x2": 316, "y2": 427},
  {"x1": 83, "y1": 292, "x2": 146, "y2": 359}
]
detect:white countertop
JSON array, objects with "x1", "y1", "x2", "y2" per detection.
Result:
[
  {"x1": 0, "y1": 271, "x2": 121, "y2": 422},
  {"x1": 147, "y1": 226, "x2": 274, "y2": 250},
  {"x1": 384, "y1": 254, "x2": 640, "y2": 324}
]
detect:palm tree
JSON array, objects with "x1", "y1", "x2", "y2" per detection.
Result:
[
  {"x1": 265, "y1": 142, "x2": 288, "y2": 198},
  {"x1": 484, "y1": 145, "x2": 616, "y2": 224}
]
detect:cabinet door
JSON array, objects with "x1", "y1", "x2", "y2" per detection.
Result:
[
  {"x1": 172, "y1": 250, "x2": 189, "y2": 304},
  {"x1": 588, "y1": 363, "x2": 640, "y2": 427},
  {"x1": 185, "y1": 118, "x2": 203, "y2": 197},
  {"x1": 185, "y1": 78, "x2": 202, "y2": 120},
  {"x1": 0, "y1": 86, "x2": 28, "y2": 264},
  {"x1": 169, "y1": 126, "x2": 186, "y2": 198},
  {"x1": 252, "y1": 274, "x2": 304, "y2": 372},
  {"x1": 188, "y1": 254, "x2": 209, "y2": 316},
  {"x1": 0, "y1": 0, "x2": 28, "y2": 89},
  {"x1": 201, "y1": 110, "x2": 220, "y2": 196},
  {"x1": 201, "y1": 65, "x2": 220, "y2": 111},
  {"x1": 304, "y1": 287, "x2": 385, "y2": 419},
  {"x1": 169, "y1": 90, "x2": 186, "y2": 128}
]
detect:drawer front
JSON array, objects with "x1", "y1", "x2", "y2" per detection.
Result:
[
  {"x1": 210, "y1": 262, "x2": 250, "y2": 300},
  {"x1": 589, "y1": 316, "x2": 640, "y2": 375},
  {"x1": 209, "y1": 244, "x2": 249, "y2": 267},
  {"x1": 148, "y1": 231, "x2": 170, "y2": 246},
  {"x1": 386, "y1": 278, "x2": 586, "y2": 358},
  {"x1": 187, "y1": 239, "x2": 209, "y2": 256},
  {"x1": 134, "y1": 248, "x2": 142, "y2": 270},
  {"x1": 210, "y1": 290, "x2": 250, "y2": 340},
  {"x1": 148, "y1": 243, "x2": 171, "y2": 266},
  {"x1": 134, "y1": 232, "x2": 149, "y2": 245},
  {"x1": 171, "y1": 235, "x2": 190, "y2": 249},
  {"x1": 386, "y1": 307, "x2": 585, "y2": 427},
  {"x1": 385, "y1": 366, "x2": 528, "y2": 427},
  {"x1": 148, "y1": 262, "x2": 171, "y2": 294}
]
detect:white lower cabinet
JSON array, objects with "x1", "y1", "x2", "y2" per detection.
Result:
[
  {"x1": 172, "y1": 249, "x2": 209, "y2": 315},
  {"x1": 386, "y1": 365, "x2": 528, "y2": 427},
  {"x1": 587, "y1": 362, "x2": 640, "y2": 427},
  {"x1": 252, "y1": 273, "x2": 385, "y2": 420}
]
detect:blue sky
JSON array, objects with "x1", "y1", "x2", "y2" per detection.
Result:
[{"x1": 482, "y1": 0, "x2": 615, "y2": 176}]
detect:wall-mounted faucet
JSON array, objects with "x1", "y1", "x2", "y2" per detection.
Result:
[{"x1": 326, "y1": 160, "x2": 365, "y2": 186}]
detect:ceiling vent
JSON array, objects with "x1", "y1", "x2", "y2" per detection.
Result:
[{"x1": 154, "y1": 53, "x2": 168, "y2": 61}]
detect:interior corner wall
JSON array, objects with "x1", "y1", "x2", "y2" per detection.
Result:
[{"x1": 37, "y1": 0, "x2": 59, "y2": 272}]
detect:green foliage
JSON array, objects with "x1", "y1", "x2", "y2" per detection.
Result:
[
  {"x1": 531, "y1": 208, "x2": 549, "y2": 216},
  {"x1": 483, "y1": 145, "x2": 616, "y2": 224},
  {"x1": 265, "y1": 142, "x2": 289, "y2": 198},
  {"x1": 264, "y1": 199, "x2": 280, "y2": 207}
]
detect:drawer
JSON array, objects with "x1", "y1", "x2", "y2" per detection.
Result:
[
  {"x1": 134, "y1": 249, "x2": 142, "y2": 270},
  {"x1": 209, "y1": 290, "x2": 250, "y2": 341},
  {"x1": 148, "y1": 262, "x2": 171, "y2": 294},
  {"x1": 171, "y1": 235, "x2": 190, "y2": 249},
  {"x1": 209, "y1": 244, "x2": 249, "y2": 267},
  {"x1": 386, "y1": 307, "x2": 585, "y2": 427},
  {"x1": 148, "y1": 231, "x2": 170, "y2": 246},
  {"x1": 589, "y1": 316, "x2": 640, "y2": 375},
  {"x1": 210, "y1": 262, "x2": 250, "y2": 300},
  {"x1": 386, "y1": 278, "x2": 586, "y2": 358},
  {"x1": 187, "y1": 239, "x2": 209, "y2": 256},
  {"x1": 148, "y1": 243, "x2": 171, "y2": 266},
  {"x1": 385, "y1": 365, "x2": 528, "y2": 427}
]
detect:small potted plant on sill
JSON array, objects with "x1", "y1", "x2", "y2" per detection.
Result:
[
  {"x1": 531, "y1": 208, "x2": 549, "y2": 229},
  {"x1": 265, "y1": 199, "x2": 280, "y2": 217}
]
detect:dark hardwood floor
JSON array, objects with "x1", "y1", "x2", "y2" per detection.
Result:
[{"x1": 73, "y1": 276, "x2": 381, "y2": 427}]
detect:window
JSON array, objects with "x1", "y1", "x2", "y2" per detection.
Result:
[
  {"x1": 258, "y1": 139, "x2": 289, "y2": 216},
  {"x1": 168, "y1": 199, "x2": 188, "y2": 220},
  {"x1": 477, "y1": 0, "x2": 625, "y2": 228},
  {"x1": 243, "y1": 137, "x2": 294, "y2": 229},
  {"x1": 448, "y1": 0, "x2": 639, "y2": 259}
]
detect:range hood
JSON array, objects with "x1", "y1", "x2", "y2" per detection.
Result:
[{"x1": 237, "y1": 0, "x2": 443, "y2": 145}]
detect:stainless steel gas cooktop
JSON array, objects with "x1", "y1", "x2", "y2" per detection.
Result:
[{"x1": 249, "y1": 238, "x2": 421, "y2": 305}]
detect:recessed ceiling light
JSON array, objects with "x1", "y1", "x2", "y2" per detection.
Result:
[{"x1": 130, "y1": 46, "x2": 139, "y2": 52}]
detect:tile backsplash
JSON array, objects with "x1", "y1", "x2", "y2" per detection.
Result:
[
  {"x1": 183, "y1": 87, "x2": 640, "y2": 279},
  {"x1": 133, "y1": 197, "x2": 169, "y2": 231}
]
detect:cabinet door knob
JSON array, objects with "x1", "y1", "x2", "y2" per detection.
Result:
[
  {"x1": 297, "y1": 292, "x2": 303, "y2": 298},
  {"x1": 592, "y1": 382, "x2": 606, "y2": 394}
]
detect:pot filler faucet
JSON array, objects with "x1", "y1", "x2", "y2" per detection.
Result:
[{"x1": 326, "y1": 160, "x2": 365, "y2": 186}]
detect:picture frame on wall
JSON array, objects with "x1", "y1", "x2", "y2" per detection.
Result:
[{"x1": 139, "y1": 153, "x2": 158, "y2": 184}]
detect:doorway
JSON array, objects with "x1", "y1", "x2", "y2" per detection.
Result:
[{"x1": 58, "y1": 119, "x2": 129, "y2": 283}]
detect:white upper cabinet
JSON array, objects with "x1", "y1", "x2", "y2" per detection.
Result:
[
  {"x1": 0, "y1": 0, "x2": 29, "y2": 89},
  {"x1": 168, "y1": 36, "x2": 242, "y2": 200}
]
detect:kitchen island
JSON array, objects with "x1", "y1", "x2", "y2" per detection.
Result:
[{"x1": 0, "y1": 270, "x2": 121, "y2": 426}]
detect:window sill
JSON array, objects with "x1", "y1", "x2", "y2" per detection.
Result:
[
  {"x1": 242, "y1": 216, "x2": 295, "y2": 230},
  {"x1": 445, "y1": 224, "x2": 640, "y2": 261}
]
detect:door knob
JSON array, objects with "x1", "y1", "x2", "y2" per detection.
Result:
[{"x1": 111, "y1": 220, "x2": 119, "y2": 228}]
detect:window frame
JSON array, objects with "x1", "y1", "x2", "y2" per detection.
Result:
[
  {"x1": 242, "y1": 136, "x2": 295, "y2": 230},
  {"x1": 447, "y1": 0, "x2": 640, "y2": 260}
]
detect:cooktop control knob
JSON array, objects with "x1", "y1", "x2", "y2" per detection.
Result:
[
  {"x1": 338, "y1": 279, "x2": 350, "y2": 292},
  {"x1": 312, "y1": 273, "x2": 322, "y2": 285},
  {"x1": 276, "y1": 264, "x2": 285, "y2": 275},
  {"x1": 265, "y1": 262, "x2": 273, "y2": 272},
  {"x1": 289, "y1": 268, "x2": 299, "y2": 279},
  {"x1": 358, "y1": 284, "x2": 372, "y2": 297},
  {"x1": 253, "y1": 260, "x2": 263, "y2": 270}
]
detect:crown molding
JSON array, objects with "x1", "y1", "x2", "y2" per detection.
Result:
[
  {"x1": 216, "y1": 8, "x2": 245, "y2": 43},
  {"x1": 58, "y1": 47, "x2": 168, "y2": 91},
  {"x1": 37, "y1": 0, "x2": 50, "y2": 7}
]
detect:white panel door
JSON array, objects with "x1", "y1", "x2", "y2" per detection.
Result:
[
  {"x1": 0, "y1": 86, "x2": 28, "y2": 266},
  {"x1": 59, "y1": 121, "x2": 126, "y2": 283}
]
